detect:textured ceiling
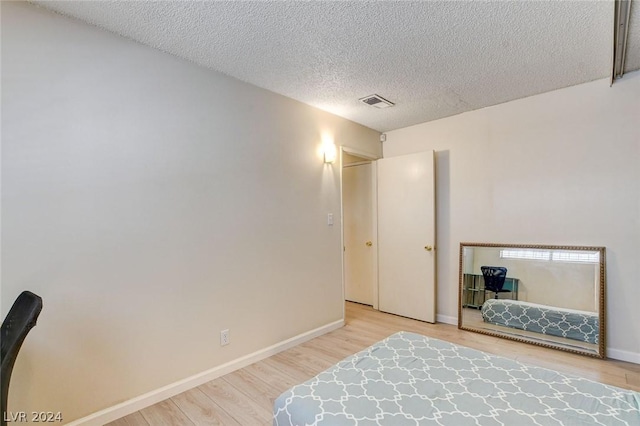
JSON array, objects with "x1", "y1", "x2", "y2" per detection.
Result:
[{"x1": 31, "y1": 1, "x2": 639, "y2": 132}]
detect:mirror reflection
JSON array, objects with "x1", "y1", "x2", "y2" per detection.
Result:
[{"x1": 458, "y1": 243, "x2": 606, "y2": 358}]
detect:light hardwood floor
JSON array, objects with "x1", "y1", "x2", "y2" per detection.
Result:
[{"x1": 108, "y1": 302, "x2": 640, "y2": 425}]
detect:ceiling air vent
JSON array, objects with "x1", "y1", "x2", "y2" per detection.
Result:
[{"x1": 359, "y1": 94, "x2": 395, "y2": 109}]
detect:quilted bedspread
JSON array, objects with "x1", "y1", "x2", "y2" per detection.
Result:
[
  {"x1": 481, "y1": 299, "x2": 599, "y2": 344},
  {"x1": 273, "y1": 332, "x2": 640, "y2": 425}
]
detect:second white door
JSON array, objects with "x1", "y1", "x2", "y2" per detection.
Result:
[{"x1": 377, "y1": 151, "x2": 436, "y2": 322}]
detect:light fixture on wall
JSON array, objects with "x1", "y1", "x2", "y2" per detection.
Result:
[{"x1": 323, "y1": 142, "x2": 337, "y2": 163}]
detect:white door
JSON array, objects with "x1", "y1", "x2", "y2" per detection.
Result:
[
  {"x1": 377, "y1": 151, "x2": 436, "y2": 322},
  {"x1": 343, "y1": 163, "x2": 374, "y2": 305}
]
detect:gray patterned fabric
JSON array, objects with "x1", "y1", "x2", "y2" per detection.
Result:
[
  {"x1": 481, "y1": 299, "x2": 599, "y2": 344},
  {"x1": 273, "y1": 332, "x2": 640, "y2": 425}
]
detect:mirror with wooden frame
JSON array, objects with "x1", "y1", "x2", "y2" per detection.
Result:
[{"x1": 458, "y1": 243, "x2": 606, "y2": 358}]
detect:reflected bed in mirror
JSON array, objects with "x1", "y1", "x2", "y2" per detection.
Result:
[{"x1": 458, "y1": 243, "x2": 606, "y2": 358}]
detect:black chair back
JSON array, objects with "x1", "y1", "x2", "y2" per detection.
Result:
[
  {"x1": 481, "y1": 266, "x2": 508, "y2": 296},
  {"x1": 1, "y1": 291, "x2": 43, "y2": 426}
]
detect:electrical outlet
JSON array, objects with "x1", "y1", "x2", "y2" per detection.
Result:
[{"x1": 220, "y1": 329, "x2": 230, "y2": 346}]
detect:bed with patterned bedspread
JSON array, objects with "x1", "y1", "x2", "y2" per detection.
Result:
[
  {"x1": 481, "y1": 298, "x2": 599, "y2": 344},
  {"x1": 273, "y1": 332, "x2": 639, "y2": 425}
]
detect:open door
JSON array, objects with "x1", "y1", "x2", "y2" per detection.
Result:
[
  {"x1": 377, "y1": 151, "x2": 436, "y2": 322},
  {"x1": 343, "y1": 162, "x2": 374, "y2": 305},
  {"x1": 342, "y1": 150, "x2": 377, "y2": 307}
]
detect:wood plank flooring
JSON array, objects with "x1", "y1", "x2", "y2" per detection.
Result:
[{"x1": 108, "y1": 302, "x2": 640, "y2": 425}]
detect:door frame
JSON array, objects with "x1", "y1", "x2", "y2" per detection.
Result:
[{"x1": 340, "y1": 146, "x2": 380, "y2": 314}]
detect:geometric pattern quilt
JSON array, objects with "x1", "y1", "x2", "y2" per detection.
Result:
[
  {"x1": 481, "y1": 299, "x2": 599, "y2": 345},
  {"x1": 273, "y1": 332, "x2": 639, "y2": 425}
]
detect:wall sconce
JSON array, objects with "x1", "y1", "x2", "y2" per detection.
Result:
[{"x1": 323, "y1": 143, "x2": 337, "y2": 164}]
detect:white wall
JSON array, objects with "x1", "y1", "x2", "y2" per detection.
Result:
[
  {"x1": 385, "y1": 73, "x2": 640, "y2": 362},
  {"x1": 0, "y1": 2, "x2": 380, "y2": 422}
]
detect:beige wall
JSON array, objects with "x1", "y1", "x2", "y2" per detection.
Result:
[
  {"x1": 1, "y1": 2, "x2": 380, "y2": 422},
  {"x1": 385, "y1": 73, "x2": 640, "y2": 362}
]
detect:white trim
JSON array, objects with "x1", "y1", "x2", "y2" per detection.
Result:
[
  {"x1": 370, "y1": 162, "x2": 379, "y2": 311},
  {"x1": 607, "y1": 347, "x2": 640, "y2": 364},
  {"x1": 341, "y1": 146, "x2": 380, "y2": 161},
  {"x1": 340, "y1": 149, "x2": 346, "y2": 322},
  {"x1": 436, "y1": 314, "x2": 457, "y2": 325},
  {"x1": 343, "y1": 161, "x2": 371, "y2": 168},
  {"x1": 66, "y1": 319, "x2": 344, "y2": 426}
]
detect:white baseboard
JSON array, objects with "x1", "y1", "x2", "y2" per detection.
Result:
[
  {"x1": 607, "y1": 347, "x2": 640, "y2": 364},
  {"x1": 66, "y1": 319, "x2": 344, "y2": 426},
  {"x1": 436, "y1": 314, "x2": 457, "y2": 325}
]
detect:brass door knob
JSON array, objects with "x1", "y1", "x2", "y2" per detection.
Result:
[
  {"x1": 424, "y1": 245, "x2": 433, "y2": 251},
  {"x1": 366, "y1": 241, "x2": 373, "y2": 247}
]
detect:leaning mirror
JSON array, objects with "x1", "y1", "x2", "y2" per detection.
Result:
[{"x1": 458, "y1": 243, "x2": 606, "y2": 358}]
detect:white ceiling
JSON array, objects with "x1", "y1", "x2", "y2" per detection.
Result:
[{"x1": 32, "y1": 1, "x2": 640, "y2": 132}]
